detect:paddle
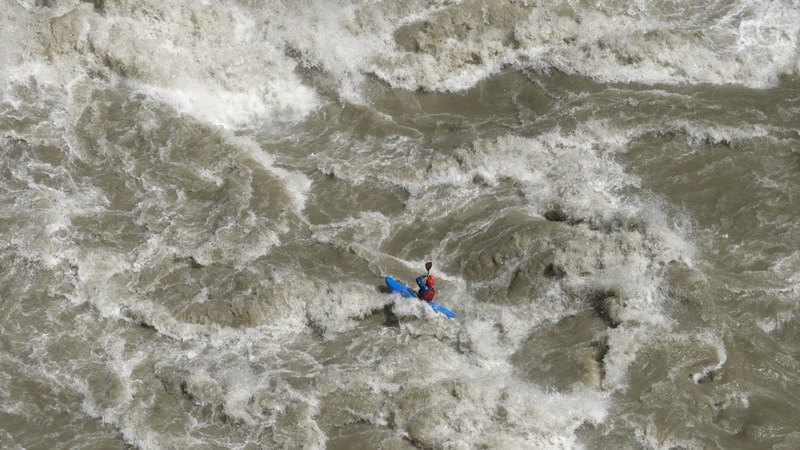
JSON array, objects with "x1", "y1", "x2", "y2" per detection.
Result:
[{"x1": 425, "y1": 261, "x2": 432, "y2": 275}]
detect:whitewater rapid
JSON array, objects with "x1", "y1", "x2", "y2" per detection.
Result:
[{"x1": 2, "y1": 0, "x2": 799, "y2": 449}]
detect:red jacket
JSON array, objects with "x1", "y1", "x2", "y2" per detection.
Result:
[{"x1": 416, "y1": 275, "x2": 435, "y2": 301}]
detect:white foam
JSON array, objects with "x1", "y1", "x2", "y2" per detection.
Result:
[
  {"x1": 434, "y1": 124, "x2": 637, "y2": 222},
  {"x1": 677, "y1": 119, "x2": 771, "y2": 146},
  {"x1": 365, "y1": 0, "x2": 800, "y2": 91},
  {"x1": 9, "y1": 0, "x2": 795, "y2": 140},
  {"x1": 91, "y1": 4, "x2": 319, "y2": 128},
  {"x1": 134, "y1": 79, "x2": 317, "y2": 129},
  {"x1": 306, "y1": 281, "x2": 393, "y2": 338},
  {"x1": 6, "y1": 0, "x2": 799, "y2": 129},
  {"x1": 225, "y1": 134, "x2": 312, "y2": 214},
  {"x1": 3, "y1": 1, "x2": 319, "y2": 129}
]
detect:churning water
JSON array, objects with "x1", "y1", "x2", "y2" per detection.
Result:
[{"x1": 1, "y1": 0, "x2": 799, "y2": 448}]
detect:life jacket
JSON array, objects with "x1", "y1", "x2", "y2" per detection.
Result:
[{"x1": 418, "y1": 286, "x2": 435, "y2": 301}]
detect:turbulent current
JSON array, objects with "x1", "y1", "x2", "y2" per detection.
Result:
[{"x1": 1, "y1": 0, "x2": 799, "y2": 448}]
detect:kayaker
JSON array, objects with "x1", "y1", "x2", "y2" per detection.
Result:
[{"x1": 416, "y1": 273, "x2": 435, "y2": 302}]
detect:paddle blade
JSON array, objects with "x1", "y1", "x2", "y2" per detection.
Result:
[{"x1": 425, "y1": 261, "x2": 432, "y2": 274}]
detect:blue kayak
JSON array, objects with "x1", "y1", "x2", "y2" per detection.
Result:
[{"x1": 384, "y1": 276, "x2": 455, "y2": 318}]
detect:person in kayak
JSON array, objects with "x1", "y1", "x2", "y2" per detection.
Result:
[{"x1": 416, "y1": 274, "x2": 435, "y2": 302}]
